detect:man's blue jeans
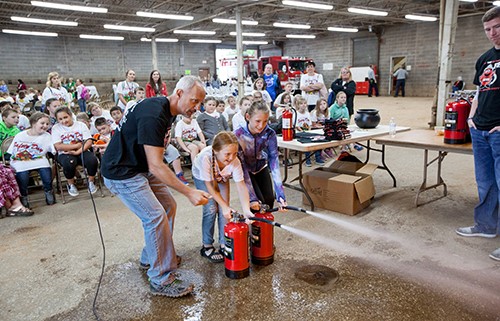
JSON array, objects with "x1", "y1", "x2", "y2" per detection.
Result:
[
  {"x1": 470, "y1": 127, "x2": 500, "y2": 234},
  {"x1": 104, "y1": 173, "x2": 177, "y2": 286},
  {"x1": 193, "y1": 177, "x2": 228, "y2": 247},
  {"x1": 15, "y1": 167, "x2": 53, "y2": 196}
]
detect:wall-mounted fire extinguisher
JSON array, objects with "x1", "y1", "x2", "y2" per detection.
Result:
[
  {"x1": 251, "y1": 205, "x2": 276, "y2": 266},
  {"x1": 282, "y1": 107, "x2": 296, "y2": 141},
  {"x1": 224, "y1": 212, "x2": 250, "y2": 279}
]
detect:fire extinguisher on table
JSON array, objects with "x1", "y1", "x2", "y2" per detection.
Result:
[
  {"x1": 444, "y1": 98, "x2": 471, "y2": 144},
  {"x1": 282, "y1": 107, "x2": 296, "y2": 141}
]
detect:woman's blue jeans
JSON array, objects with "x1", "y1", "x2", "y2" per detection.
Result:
[
  {"x1": 470, "y1": 127, "x2": 500, "y2": 234},
  {"x1": 78, "y1": 99, "x2": 86, "y2": 113},
  {"x1": 15, "y1": 167, "x2": 53, "y2": 196},
  {"x1": 193, "y1": 177, "x2": 229, "y2": 247},
  {"x1": 104, "y1": 173, "x2": 178, "y2": 286}
]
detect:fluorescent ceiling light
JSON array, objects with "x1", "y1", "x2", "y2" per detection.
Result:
[
  {"x1": 459, "y1": 0, "x2": 478, "y2": 2},
  {"x1": 80, "y1": 34, "x2": 124, "y2": 40},
  {"x1": 493, "y1": 0, "x2": 500, "y2": 5},
  {"x1": 286, "y1": 34, "x2": 316, "y2": 39},
  {"x1": 405, "y1": 14, "x2": 438, "y2": 22},
  {"x1": 136, "y1": 11, "x2": 193, "y2": 21},
  {"x1": 11, "y1": 16, "x2": 78, "y2": 26},
  {"x1": 3, "y1": 29, "x2": 57, "y2": 37},
  {"x1": 141, "y1": 37, "x2": 179, "y2": 42},
  {"x1": 273, "y1": 22, "x2": 311, "y2": 29},
  {"x1": 104, "y1": 25, "x2": 155, "y2": 32},
  {"x1": 212, "y1": 18, "x2": 258, "y2": 25},
  {"x1": 328, "y1": 26, "x2": 358, "y2": 33},
  {"x1": 174, "y1": 30, "x2": 216, "y2": 35},
  {"x1": 31, "y1": 1, "x2": 107, "y2": 13},
  {"x1": 282, "y1": 0, "x2": 333, "y2": 10},
  {"x1": 348, "y1": 7, "x2": 388, "y2": 16},
  {"x1": 242, "y1": 40, "x2": 268, "y2": 45},
  {"x1": 189, "y1": 39, "x2": 222, "y2": 43},
  {"x1": 229, "y1": 32, "x2": 266, "y2": 37}
]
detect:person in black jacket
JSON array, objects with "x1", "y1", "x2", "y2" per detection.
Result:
[{"x1": 330, "y1": 67, "x2": 356, "y2": 119}]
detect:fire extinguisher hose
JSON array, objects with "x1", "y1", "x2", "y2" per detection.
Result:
[{"x1": 248, "y1": 216, "x2": 282, "y2": 228}]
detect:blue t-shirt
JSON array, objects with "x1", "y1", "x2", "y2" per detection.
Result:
[{"x1": 263, "y1": 74, "x2": 278, "y2": 101}]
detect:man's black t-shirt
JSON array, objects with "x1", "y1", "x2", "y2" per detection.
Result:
[
  {"x1": 473, "y1": 47, "x2": 500, "y2": 131},
  {"x1": 101, "y1": 97, "x2": 174, "y2": 180}
]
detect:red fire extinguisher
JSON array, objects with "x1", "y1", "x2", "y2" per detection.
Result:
[
  {"x1": 224, "y1": 213, "x2": 250, "y2": 279},
  {"x1": 444, "y1": 99, "x2": 471, "y2": 144},
  {"x1": 282, "y1": 107, "x2": 295, "y2": 141},
  {"x1": 251, "y1": 206, "x2": 276, "y2": 266}
]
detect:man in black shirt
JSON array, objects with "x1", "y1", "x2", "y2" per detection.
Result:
[
  {"x1": 456, "y1": 7, "x2": 500, "y2": 262},
  {"x1": 102, "y1": 76, "x2": 211, "y2": 296}
]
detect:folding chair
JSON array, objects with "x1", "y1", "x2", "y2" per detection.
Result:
[
  {"x1": 1, "y1": 136, "x2": 14, "y2": 165},
  {"x1": 54, "y1": 153, "x2": 104, "y2": 204}
]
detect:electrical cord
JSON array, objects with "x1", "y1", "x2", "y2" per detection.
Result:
[{"x1": 80, "y1": 138, "x2": 105, "y2": 321}]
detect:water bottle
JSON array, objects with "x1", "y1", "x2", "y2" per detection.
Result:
[{"x1": 389, "y1": 117, "x2": 396, "y2": 137}]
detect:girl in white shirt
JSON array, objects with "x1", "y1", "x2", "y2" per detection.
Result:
[
  {"x1": 192, "y1": 131, "x2": 253, "y2": 263},
  {"x1": 42, "y1": 72, "x2": 71, "y2": 107},
  {"x1": 8, "y1": 112, "x2": 56, "y2": 207},
  {"x1": 51, "y1": 106, "x2": 99, "y2": 197}
]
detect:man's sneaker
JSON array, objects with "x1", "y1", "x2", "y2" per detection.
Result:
[
  {"x1": 150, "y1": 274, "x2": 194, "y2": 297},
  {"x1": 305, "y1": 160, "x2": 312, "y2": 167},
  {"x1": 316, "y1": 159, "x2": 326, "y2": 166},
  {"x1": 176, "y1": 173, "x2": 189, "y2": 186},
  {"x1": 455, "y1": 226, "x2": 496, "y2": 238},
  {"x1": 45, "y1": 190, "x2": 55, "y2": 205},
  {"x1": 489, "y1": 248, "x2": 500, "y2": 261},
  {"x1": 67, "y1": 184, "x2": 79, "y2": 197},
  {"x1": 88, "y1": 182, "x2": 98, "y2": 194}
]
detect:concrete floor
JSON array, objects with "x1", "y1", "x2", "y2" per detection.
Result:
[{"x1": 1, "y1": 96, "x2": 499, "y2": 321}]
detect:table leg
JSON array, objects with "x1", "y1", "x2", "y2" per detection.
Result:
[
  {"x1": 360, "y1": 141, "x2": 397, "y2": 187},
  {"x1": 415, "y1": 150, "x2": 448, "y2": 207},
  {"x1": 283, "y1": 148, "x2": 289, "y2": 183},
  {"x1": 282, "y1": 151, "x2": 315, "y2": 211}
]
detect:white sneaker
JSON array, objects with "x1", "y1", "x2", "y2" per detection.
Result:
[
  {"x1": 88, "y1": 182, "x2": 98, "y2": 194},
  {"x1": 67, "y1": 184, "x2": 79, "y2": 197}
]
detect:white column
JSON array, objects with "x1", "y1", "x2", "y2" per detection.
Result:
[
  {"x1": 436, "y1": 0, "x2": 459, "y2": 126},
  {"x1": 235, "y1": 8, "x2": 244, "y2": 101},
  {"x1": 151, "y1": 36, "x2": 158, "y2": 71}
]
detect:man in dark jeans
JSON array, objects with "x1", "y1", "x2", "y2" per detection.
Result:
[
  {"x1": 393, "y1": 66, "x2": 408, "y2": 97},
  {"x1": 456, "y1": 6, "x2": 500, "y2": 261}
]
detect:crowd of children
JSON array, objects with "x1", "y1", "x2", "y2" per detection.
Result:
[{"x1": 1, "y1": 75, "x2": 356, "y2": 272}]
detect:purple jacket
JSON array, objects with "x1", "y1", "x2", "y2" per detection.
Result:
[{"x1": 234, "y1": 124, "x2": 286, "y2": 203}]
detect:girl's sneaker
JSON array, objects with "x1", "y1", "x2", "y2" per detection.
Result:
[
  {"x1": 176, "y1": 173, "x2": 189, "y2": 185},
  {"x1": 67, "y1": 184, "x2": 79, "y2": 197},
  {"x1": 88, "y1": 182, "x2": 98, "y2": 194}
]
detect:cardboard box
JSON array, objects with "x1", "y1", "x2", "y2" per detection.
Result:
[{"x1": 302, "y1": 161, "x2": 377, "y2": 215}]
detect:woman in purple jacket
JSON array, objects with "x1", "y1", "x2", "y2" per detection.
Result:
[{"x1": 234, "y1": 101, "x2": 287, "y2": 210}]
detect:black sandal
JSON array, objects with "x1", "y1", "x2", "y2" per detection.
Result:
[
  {"x1": 7, "y1": 206, "x2": 34, "y2": 217},
  {"x1": 200, "y1": 246, "x2": 224, "y2": 263}
]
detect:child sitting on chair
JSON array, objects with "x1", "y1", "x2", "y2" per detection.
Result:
[
  {"x1": 175, "y1": 114, "x2": 206, "y2": 165},
  {"x1": 196, "y1": 97, "x2": 229, "y2": 145},
  {"x1": 8, "y1": 112, "x2": 56, "y2": 207},
  {"x1": 51, "y1": 106, "x2": 99, "y2": 197}
]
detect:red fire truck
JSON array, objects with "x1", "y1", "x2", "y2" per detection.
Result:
[{"x1": 258, "y1": 56, "x2": 313, "y2": 90}]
